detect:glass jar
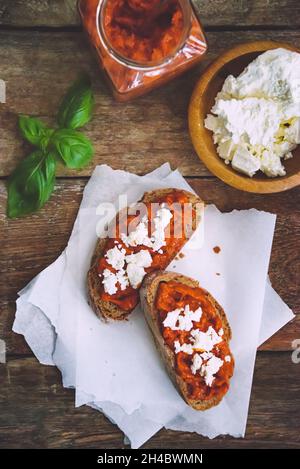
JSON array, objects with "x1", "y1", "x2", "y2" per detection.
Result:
[{"x1": 78, "y1": 0, "x2": 207, "y2": 102}]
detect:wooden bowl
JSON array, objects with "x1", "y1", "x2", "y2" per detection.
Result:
[{"x1": 189, "y1": 41, "x2": 300, "y2": 193}]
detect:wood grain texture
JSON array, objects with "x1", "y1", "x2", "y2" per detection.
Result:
[
  {"x1": 0, "y1": 0, "x2": 299, "y2": 29},
  {"x1": 0, "y1": 0, "x2": 299, "y2": 450},
  {"x1": 1, "y1": 178, "x2": 299, "y2": 353},
  {"x1": 0, "y1": 353, "x2": 299, "y2": 448},
  {"x1": 0, "y1": 30, "x2": 300, "y2": 178}
]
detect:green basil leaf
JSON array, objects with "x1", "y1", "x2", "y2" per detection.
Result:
[
  {"x1": 57, "y1": 74, "x2": 94, "y2": 130},
  {"x1": 39, "y1": 128, "x2": 55, "y2": 152},
  {"x1": 51, "y1": 129, "x2": 94, "y2": 169},
  {"x1": 7, "y1": 151, "x2": 56, "y2": 218},
  {"x1": 19, "y1": 115, "x2": 53, "y2": 149}
]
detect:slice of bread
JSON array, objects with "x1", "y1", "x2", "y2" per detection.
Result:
[
  {"x1": 87, "y1": 188, "x2": 204, "y2": 321},
  {"x1": 140, "y1": 270, "x2": 233, "y2": 410}
]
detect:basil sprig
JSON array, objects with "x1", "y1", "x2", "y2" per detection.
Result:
[
  {"x1": 57, "y1": 74, "x2": 94, "y2": 130},
  {"x1": 19, "y1": 115, "x2": 53, "y2": 150},
  {"x1": 7, "y1": 151, "x2": 56, "y2": 218},
  {"x1": 51, "y1": 129, "x2": 94, "y2": 169},
  {"x1": 7, "y1": 74, "x2": 95, "y2": 218}
]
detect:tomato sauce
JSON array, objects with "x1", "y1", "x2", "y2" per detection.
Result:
[
  {"x1": 103, "y1": 0, "x2": 184, "y2": 63},
  {"x1": 156, "y1": 281, "x2": 234, "y2": 401},
  {"x1": 97, "y1": 190, "x2": 194, "y2": 312},
  {"x1": 78, "y1": 0, "x2": 207, "y2": 101}
]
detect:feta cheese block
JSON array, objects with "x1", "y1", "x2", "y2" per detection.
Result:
[{"x1": 205, "y1": 48, "x2": 300, "y2": 177}]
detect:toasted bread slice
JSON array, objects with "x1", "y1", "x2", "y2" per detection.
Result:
[
  {"x1": 140, "y1": 270, "x2": 233, "y2": 410},
  {"x1": 87, "y1": 188, "x2": 204, "y2": 321}
]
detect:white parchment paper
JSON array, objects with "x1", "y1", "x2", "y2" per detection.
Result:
[{"x1": 13, "y1": 164, "x2": 295, "y2": 449}]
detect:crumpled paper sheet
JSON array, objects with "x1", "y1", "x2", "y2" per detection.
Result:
[{"x1": 13, "y1": 164, "x2": 294, "y2": 448}]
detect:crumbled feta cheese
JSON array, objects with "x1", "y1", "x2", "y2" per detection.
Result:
[
  {"x1": 191, "y1": 353, "x2": 203, "y2": 375},
  {"x1": 151, "y1": 206, "x2": 173, "y2": 251},
  {"x1": 105, "y1": 246, "x2": 126, "y2": 270},
  {"x1": 116, "y1": 269, "x2": 129, "y2": 291},
  {"x1": 170, "y1": 317, "x2": 227, "y2": 386},
  {"x1": 231, "y1": 146, "x2": 261, "y2": 177},
  {"x1": 102, "y1": 204, "x2": 173, "y2": 295},
  {"x1": 163, "y1": 308, "x2": 182, "y2": 330},
  {"x1": 260, "y1": 150, "x2": 286, "y2": 177},
  {"x1": 102, "y1": 268, "x2": 129, "y2": 295},
  {"x1": 126, "y1": 263, "x2": 146, "y2": 289},
  {"x1": 102, "y1": 248, "x2": 153, "y2": 294},
  {"x1": 121, "y1": 220, "x2": 150, "y2": 247},
  {"x1": 204, "y1": 114, "x2": 221, "y2": 133},
  {"x1": 201, "y1": 355, "x2": 224, "y2": 387},
  {"x1": 274, "y1": 140, "x2": 296, "y2": 157},
  {"x1": 155, "y1": 206, "x2": 173, "y2": 229},
  {"x1": 102, "y1": 269, "x2": 118, "y2": 295},
  {"x1": 205, "y1": 48, "x2": 300, "y2": 178},
  {"x1": 191, "y1": 326, "x2": 223, "y2": 352},
  {"x1": 124, "y1": 250, "x2": 152, "y2": 289},
  {"x1": 121, "y1": 205, "x2": 173, "y2": 253},
  {"x1": 285, "y1": 117, "x2": 300, "y2": 144},
  {"x1": 200, "y1": 351, "x2": 213, "y2": 361},
  {"x1": 174, "y1": 340, "x2": 194, "y2": 355},
  {"x1": 163, "y1": 304, "x2": 202, "y2": 331},
  {"x1": 221, "y1": 49, "x2": 300, "y2": 104},
  {"x1": 125, "y1": 250, "x2": 152, "y2": 268},
  {"x1": 284, "y1": 151, "x2": 294, "y2": 160},
  {"x1": 217, "y1": 139, "x2": 236, "y2": 161},
  {"x1": 212, "y1": 97, "x2": 281, "y2": 147},
  {"x1": 190, "y1": 351, "x2": 225, "y2": 387}
]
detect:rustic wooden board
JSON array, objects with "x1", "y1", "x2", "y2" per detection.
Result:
[
  {"x1": 0, "y1": 0, "x2": 299, "y2": 450},
  {"x1": 0, "y1": 353, "x2": 299, "y2": 448},
  {"x1": 0, "y1": 302, "x2": 32, "y2": 355},
  {"x1": 0, "y1": 0, "x2": 299, "y2": 29},
  {"x1": 1, "y1": 178, "x2": 299, "y2": 353},
  {"x1": 0, "y1": 30, "x2": 300, "y2": 178}
]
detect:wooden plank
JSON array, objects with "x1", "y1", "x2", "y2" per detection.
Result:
[
  {"x1": 1, "y1": 179, "x2": 299, "y2": 353},
  {"x1": 0, "y1": 301, "x2": 32, "y2": 356},
  {"x1": 0, "y1": 353, "x2": 299, "y2": 448},
  {"x1": 0, "y1": 0, "x2": 299, "y2": 29},
  {"x1": 0, "y1": 29, "x2": 300, "y2": 178}
]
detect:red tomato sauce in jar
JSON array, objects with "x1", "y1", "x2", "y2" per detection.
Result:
[
  {"x1": 78, "y1": 0, "x2": 207, "y2": 101},
  {"x1": 103, "y1": 0, "x2": 184, "y2": 63},
  {"x1": 97, "y1": 190, "x2": 194, "y2": 312},
  {"x1": 155, "y1": 281, "x2": 234, "y2": 401}
]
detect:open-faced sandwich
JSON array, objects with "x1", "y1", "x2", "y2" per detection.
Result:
[
  {"x1": 88, "y1": 188, "x2": 204, "y2": 321},
  {"x1": 140, "y1": 271, "x2": 234, "y2": 410}
]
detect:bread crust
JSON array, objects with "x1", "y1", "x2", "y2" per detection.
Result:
[
  {"x1": 139, "y1": 270, "x2": 233, "y2": 410},
  {"x1": 87, "y1": 188, "x2": 204, "y2": 321}
]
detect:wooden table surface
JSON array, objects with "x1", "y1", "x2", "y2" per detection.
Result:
[{"x1": 0, "y1": 0, "x2": 299, "y2": 449}]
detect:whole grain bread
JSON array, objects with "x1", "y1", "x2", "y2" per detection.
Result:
[
  {"x1": 139, "y1": 270, "x2": 233, "y2": 410},
  {"x1": 87, "y1": 188, "x2": 204, "y2": 321}
]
